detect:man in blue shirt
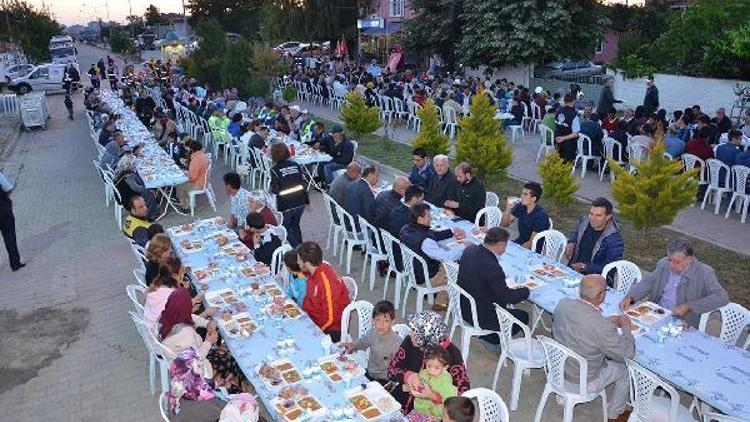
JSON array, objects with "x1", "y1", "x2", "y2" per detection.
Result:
[
  {"x1": 663, "y1": 129, "x2": 686, "y2": 158},
  {"x1": 500, "y1": 182, "x2": 551, "y2": 250},
  {"x1": 408, "y1": 147, "x2": 434, "y2": 193},
  {"x1": 716, "y1": 129, "x2": 743, "y2": 168}
]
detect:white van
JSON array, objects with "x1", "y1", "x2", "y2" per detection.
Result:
[{"x1": 7, "y1": 63, "x2": 79, "y2": 94}]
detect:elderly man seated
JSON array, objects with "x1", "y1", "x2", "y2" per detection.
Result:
[
  {"x1": 554, "y1": 274, "x2": 635, "y2": 422},
  {"x1": 426, "y1": 154, "x2": 457, "y2": 206},
  {"x1": 619, "y1": 238, "x2": 728, "y2": 328}
]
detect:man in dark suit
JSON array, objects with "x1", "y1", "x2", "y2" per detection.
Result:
[
  {"x1": 457, "y1": 227, "x2": 529, "y2": 352},
  {"x1": 388, "y1": 185, "x2": 424, "y2": 237},
  {"x1": 344, "y1": 165, "x2": 379, "y2": 230}
]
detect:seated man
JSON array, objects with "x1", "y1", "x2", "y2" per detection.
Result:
[
  {"x1": 240, "y1": 212, "x2": 281, "y2": 266},
  {"x1": 297, "y1": 241, "x2": 351, "y2": 342},
  {"x1": 716, "y1": 129, "x2": 743, "y2": 168},
  {"x1": 223, "y1": 172, "x2": 252, "y2": 230},
  {"x1": 320, "y1": 125, "x2": 355, "y2": 185},
  {"x1": 426, "y1": 154, "x2": 457, "y2": 206},
  {"x1": 409, "y1": 148, "x2": 434, "y2": 193},
  {"x1": 554, "y1": 274, "x2": 634, "y2": 422},
  {"x1": 123, "y1": 195, "x2": 153, "y2": 247},
  {"x1": 344, "y1": 165, "x2": 379, "y2": 230},
  {"x1": 175, "y1": 140, "x2": 209, "y2": 211},
  {"x1": 457, "y1": 227, "x2": 529, "y2": 351},
  {"x1": 373, "y1": 176, "x2": 410, "y2": 230},
  {"x1": 100, "y1": 131, "x2": 126, "y2": 171},
  {"x1": 565, "y1": 197, "x2": 624, "y2": 275},
  {"x1": 619, "y1": 238, "x2": 728, "y2": 328},
  {"x1": 444, "y1": 162, "x2": 485, "y2": 222},
  {"x1": 399, "y1": 203, "x2": 466, "y2": 311},
  {"x1": 388, "y1": 185, "x2": 424, "y2": 237},
  {"x1": 579, "y1": 113, "x2": 604, "y2": 157},
  {"x1": 500, "y1": 182, "x2": 550, "y2": 250},
  {"x1": 329, "y1": 162, "x2": 361, "y2": 207}
]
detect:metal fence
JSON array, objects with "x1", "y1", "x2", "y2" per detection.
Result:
[{"x1": 0, "y1": 93, "x2": 19, "y2": 118}]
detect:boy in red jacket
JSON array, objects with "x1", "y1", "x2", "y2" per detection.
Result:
[{"x1": 297, "y1": 241, "x2": 351, "y2": 342}]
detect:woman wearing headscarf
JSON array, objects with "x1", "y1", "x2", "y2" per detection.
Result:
[
  {"x1": 165, "y1": 348, "x2": 226, "y2": 422},
  {"x1": 160, "y1": 289, "x2": 244, "y2": 392},
  {"x1": 113, "y1": 152, "x2": 160, "y2": 219},
  {"x1": 387, "y1": 312, "x2": 470, "y2": 414}
]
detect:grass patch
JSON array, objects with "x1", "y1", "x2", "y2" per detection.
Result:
[{"x1": 318, "y1": 117, "x2": 750, "y2": 307}]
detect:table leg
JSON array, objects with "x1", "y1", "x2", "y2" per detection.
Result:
[
  {"x1": 155, "y1": 186, "x2": 187, "y2": 221},
  {"x1": 302, "y1": 162, "x2": 323, "y2": 191},
  {"x1": 531, "y1": 304, "x2": 550, "y2": 334}
]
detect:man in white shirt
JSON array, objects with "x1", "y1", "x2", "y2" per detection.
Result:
[{"x1": 223, "y1": 172, "x2": 253, "y2": 230}]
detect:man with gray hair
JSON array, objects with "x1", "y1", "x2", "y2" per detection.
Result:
[
  {"x1": 619, "y1": 238, "x2": 728, "y2": 328},
  {"x1": 553, "y1": 274, "x2": 634, "y2": 422},
  {"x1": 426, "y1": 154, "x2": 457, "y2": 206}
]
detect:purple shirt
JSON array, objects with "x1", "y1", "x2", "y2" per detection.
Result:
[{"x1": 659, "y1": 270, "x2": 682, "y2": 311}]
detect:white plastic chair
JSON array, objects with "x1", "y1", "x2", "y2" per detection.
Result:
[
  {"x1": 400, "y1": 244, "x2": 448, "y2": 317},
  {"x1": 159, "y1": 391, "x2": 170, "y2": 421},
  {"x1": 359, "y1": 216, "x2": 388, "y2": 291},
  {"x1": 443, "y1": 262, "x2": 461, "y2": 329},
  {"x1": 322, "y1": 193, "x2": 345, "y2": 255},
  {"x1": 126, "y1": 283, "x2": 146, "y2": 316},
  {"x1": 628, "y1": 143, "x2": 649, "y2": 175},
  {"x1": 380, "y1": 229, "x2": 407, "y2": 309},
  {"x1": 447, "y1": 280, "x2": 500, "y2": 361},
  {"x1": 341, "y1": 275, "x2": 358, "y2": 302},
  {"x1": 392, "y1": 323, "x2": 411, "y2": 340},
  {"x1": 627, "y1": 360, "x2": 697, "y2": 422},
  {"x1": 507, "y1": 123, "x2": 524, "y2": 144},
  {"x1": 134, "y1": 267, "x2": 147, "y2": 287},
  {"x1": 336, "y1": 205, "x2": 367, "y2": 274},
  {"x1": 703, "y1": 412, "x2": 746, "y2": 422},
  {"x1": 571, "y1": 134, "x2": 599, "y2": 178},
  {"x1": 600, "y1": 137, "x2": 625, "y2": 182},
  {"x1": 701, "y1": 159, "x2": 732, "y2": 215},
  {"x1": 601, "y1": 260, "x2": 642, "y2": 295},
  {"x1": 725, "y1": 165, "x2": 750, "y2": 223},
  {"x1": 485, "y1": 191, "x2": 499, "y2": 208},
  {"x1": 340, "y1": 300, "x2": 374, "y2": 343},
  {"x1": 537, "y1": 125, "x2": 555, "y2": 162},
  {"x1": 442, "y1": 106, "x2": 459, "y2": 139},
  {"x1": 188, "y1": 155, "x2": 218, "y2": 217},
  {"x1": 270, "y1": 243, "x2": 294, "y2": 279},
  {"x1": 462, "y1": 388, "x2": 510, "y2": 422},
  {"x1": 534, "y1": 336, "x2": 608, "y2": 422},
  {"x1": 492, "y1": 304, "x2": 544, "y2": 411},
  {"x1": 698, "y1": 303, "x2": 750, "y2": 347},
  {"x1": 475, "y1": 206, "x2": 502, "y2": 229},
  {"x1": 130, "y1": 311, "x2": 174, "y2": 395},
  {"x1": 530, "y1": 229, "x2": 567, "y2": 262},
  {"x1": 530, "y1": 102, "x2": 542, "y2": 133}
]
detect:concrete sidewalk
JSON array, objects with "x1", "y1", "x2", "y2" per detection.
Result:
[{"x1": 297, "y1": 100, "x2": 750, "y2": 255}]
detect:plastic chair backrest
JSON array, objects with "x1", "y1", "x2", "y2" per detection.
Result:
[
  {"x1": 392, "y1": 323, "x2": 411, "y2": 340},
  {"x1": 494, "y1": 304, "x2": 534, "y2": 361},
  {"x1": 706, "y1": 158, "x2": 731, "y2": 188},
  {"x1": 698, "y1": 303, "x2": 750, "y2": 346},
  {"x1": 530, "y1": 229, "x2": 566, "y2": 262},
  {"x1": 539, "y1": 124, "x2": 555, "y2": 146},
  {"x1": 455, "y1": 282, "x2": 483, "y2": 331},
  {"x1": 400, "y1": 242, "x2": 433, "y2": 288},
  {"x1": 336, "y1": 204, "x2": 361, "y2": 238},
  {"x1": 126, "y1": 283, "x2": 146, "y2": 315},
  {"x1": 462, "y1": 388, "x2": 510, "y2": 422},
  {"x1": 731, "y1": 165, "x2": 750, "y2": 195},
  {"x1": 603, "y1": 136, "x2": 624, "y2": 162},
  {"x1": 159, "y1": 391, "x2": 170, "y2": 421},
  {"x1": 627, "y1": 360, "x2": 681, "y2": 422},
  {"x1": 681, "y1": 153, "x2": 706, "y2": 183},
  {"x1": 341, "y1": 300, "x2": 374, "y2": 343},
  {"x1": 359, "y1": 216, "x2": 385, "y2": 255},
  {"x1": 380, "y1": 229, "x2": 404, "y2": 275},
  {"x1": 322, "y1": 193, "x2": 342, "y2": 228},
  {"x1": 475, "y1": 206, "x2": 502, "y2": 228},
  {"x1": 485, "y1": 191, "x2": 499, "y2": 208},
  {"x1": 577, "y1": 133, "x2": 594, "y2": 157},
  {"x1": 271, "y1": 243, "x2": 294, "y2": 278},
  {"x1": 341, "y1": 276, "x2": 358, "y2": 302},
  {"x1": 538, "y1": 335, "x2": 589, "y2": 396},
  {"x1": 601, "y1": 260, "x2": 642, "y2": 295}
]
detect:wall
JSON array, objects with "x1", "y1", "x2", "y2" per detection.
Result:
[{"x1": 610, "y1": 71, "x2": 749, "y2": 116}]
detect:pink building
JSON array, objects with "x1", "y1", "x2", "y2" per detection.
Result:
[
  {"x1": 593, "y1": 29, "x2": 620, "y2": 64},
  {"x1": 359, "y1": 0, "x2": 413, "y2": 62}
]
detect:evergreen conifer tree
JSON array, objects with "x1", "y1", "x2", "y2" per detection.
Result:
[
  {"x1": 455, "y1": 93, "x2": 512, "y2": 181},
  {"x1": 538, "y1": 151, "x2": 579, "y2": 208},
  {"x1": 412, "y1": 99, "x2": 450, "y2": 157},
  {"x1": 340, "y1": 92, "x2": 381, "y2": 139}
]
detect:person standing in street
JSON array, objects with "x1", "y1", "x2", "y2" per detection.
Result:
[
  {"x1": 0, "y1": 170, "x2": 24, "y2": 271},
  {"x1": 642, "y1": 77, "x2": 659, "y2": 116}
]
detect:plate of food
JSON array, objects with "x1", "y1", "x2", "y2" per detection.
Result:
[
  {"x1": 205, "y1": 289, "x2": 238, "y2": 308},
  {"x1": 529, "y1": 264, "x2": 568, "y2": 280},
  {"x1": 258, "y1": 359, "x2": 302, "y2": 390},
  {"x1": 239, "y1": 264, "x2": 271, "y2": 279},
  {"x1": 169, "y1": 223, "x2": 194, "y2": 237},
  {"x1": 221, "y1": 312, "x2": 257, "y2": 338},
  {"x1": 179, "y1": 239, "x2": 205, "y2": 253},
  {"x1": 270, "y1": 386, "x2": 325, "y2": 421},
  {"x1": 625, "y1": 301, "x2": 671, "y2": 325},
  {"x1": 346, "y1": 382, "x2": 401, "y2": 420},
  {"x1": 318, "y1": 354, "x2": 365, "y2": 382},
  {"x1": 193, "y1": 262, "x2": 219, "y2": 281}
]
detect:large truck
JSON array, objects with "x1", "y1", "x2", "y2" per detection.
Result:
[{"x1": 49, "y1": 35, "x2": 77, "y2": 64}]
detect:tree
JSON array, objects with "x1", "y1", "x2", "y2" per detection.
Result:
[
  {"x1": 183, "y1": 18, "x2": 226, "y2": 88},
  {"x1": 610, "y1": 135, "x2": 698, "y2": 238},
  {"x1": 459, "y1": 0, "x2": 607, "y2": 68},
  {"x1": 220, "y1": 37, "x2": 253, "y2": 92},
  {"x1": 537, "y1": 152, "x2": 579, "y2": 208},
  {"x1": 109, "y1": 30, "x2": 135, "y2": 55},
  {"x1": 455, "y1": 92, "x2": 512, "y2": 182},
  {"x1": 412, "y1": 99, "x2": 450, "y2": 157},
  {"x1": 282, "y1": 84, "x2": 297, "y2": 103},
  {"x1": 249, "y1": 44, "x2": 285, "y2": 86},
  {"x1": 144, "y1": 4, "x2": 161, "y2": 26},
  {"x1": 340, "y1": 92, "x2": 381, "y2": 139},
  {"x1": 187, "y1": 0, "x2": 263, "y2": 39},
  {"x1": 403, "y1": 0, "x2": 464, "y2": 69},
  {"x1": 0, "y1": 0, "x2": 61, "y2": 61}
]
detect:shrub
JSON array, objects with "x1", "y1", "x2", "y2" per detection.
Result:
[
  {"x1": 538, "y1": 151, "x2": 579, "y2": 208},
  {"x1": 455, "y1": 93, "x2": 512, "y2": 182},
  {"x1": 340, "y1": 91, "x2": 381, "y2": 139},
  {"x1": 282, "y1": 84, "x2": 298, "y2": 103},
  {"x1": 412, "y1": 99, "x2": 450, "y2": 157}
]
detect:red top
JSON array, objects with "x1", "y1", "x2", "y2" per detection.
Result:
[
  {"x1": 302, "y1": 262, "x2": 350, "y2": 333},
  {"x1": 686, "y1": 137, "x2": 714, "y2": 161}
]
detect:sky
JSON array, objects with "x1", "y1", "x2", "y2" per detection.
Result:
[{"x1": 29, "y1": 0, "x2": 186, "y2": 26}]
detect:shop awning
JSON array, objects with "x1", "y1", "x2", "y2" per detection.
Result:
[{"x1": 361, "y1": 22, "x2": 401, "y2": 36}]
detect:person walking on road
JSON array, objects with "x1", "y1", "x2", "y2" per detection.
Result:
[{"x1": 0, "y1": 170, "x2": 24, "y2": 271}]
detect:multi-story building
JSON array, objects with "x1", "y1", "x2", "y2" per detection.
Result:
[{"x1": 358, "y1": 0, "x2": 413, "y2": 62}]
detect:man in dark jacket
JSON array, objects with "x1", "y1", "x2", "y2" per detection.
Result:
[
  {"x1": 444, "y1": 162, "x2": 485, "y2": 222},
  {"x1": 344, "y1": 165, "x2": 379, "y2": 230},
  {"x1": 457, "y1": 227, "x2": 529, "y2": 351},
  {"x1": 388, "y1": 185, "x2": 424, "y2": 237},
  {"x1": 409, "y1": 147, "x2": 434, "y2": 192},
  {"x1": 595, "y1": 77, "x2": 621, "y2": 117},
  {"x1": 373, "y1": 176, "x2": 409, "y2": 230},
  {"x1": 642, "y1": 77, "x2": 659, "y2": 116},
  {"x1": 565, "y1": 197, "x2": 624, "y2": 276},
  {"x1": 269, "y1": 143, "x2": 308, "y2": 247},
  {"x1": 321, "y1": 125, "x2": 355, "y2": 184},
  {"x1": 427, "y1": 154, "x2": 457, "y2": 206}
]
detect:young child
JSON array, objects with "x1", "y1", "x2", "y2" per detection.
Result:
[
  {"x1": 442, "y1": 396, "x2": 476, "y2": 422},
  {"x1": 340, "y1": 300, "x2": 401, "y2": 386},
  {"x1": 283, "y1": 249, "x2": 307, "y2": 306},
  {"x1": 407, "y1": 346, "x2": 458, "y2": 421}
]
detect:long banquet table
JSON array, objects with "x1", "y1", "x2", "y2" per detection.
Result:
[
  {"x1": 169, "y1": 217, "x2": 406, "y2": 421},
  {"x1": 433, "y1": 214, "x2": 750, "y2": 420}
]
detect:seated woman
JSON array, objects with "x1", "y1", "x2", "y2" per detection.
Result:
[
  {"x1": 160, "y1": 289, "x2": 245, "y2": 392},
  {"x1": 165, "y1": 348, "x2": 226, "y2": 422},
  {"x1": 144, "y1": 234, "x2": 173, "y2": 285},
  {"x1": 240, "y1": 212, "x2": 281, "y2": 266},
  {"x1": 114, "y1": 152, "x2": 160, "y2": 220},
  {"x1": 387, "y1": 312, "x2": 470, "y2": 414},
  {"x1": 144, "y1": 257, "x2": 214, "y2": 330}
]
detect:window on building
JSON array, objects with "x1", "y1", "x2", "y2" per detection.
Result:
[
  {"x1": 595, "y1": 40, "x2": 604, "y2": 54},
  {"x1": 390, "y1": 0, "x2": 404, "y2": 17}
]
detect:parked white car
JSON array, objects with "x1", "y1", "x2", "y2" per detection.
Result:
[
  {"x1": 7, "y1": 63, "x2": 79, "y2": 94},
  {"x1": 1, "y1": 63, "x2": 35, "y2": 83}
]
